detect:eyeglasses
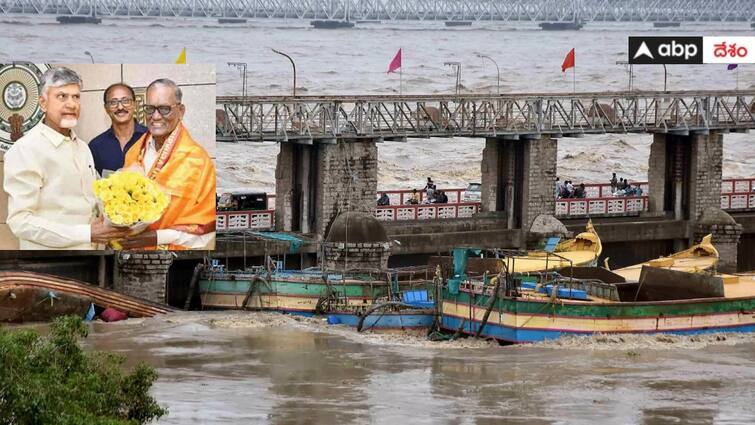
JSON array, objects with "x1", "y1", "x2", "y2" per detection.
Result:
[
  {"x1": 144, "y1": 103, "x2": 181, "y2": 116},
  {"x1": 106, "y1": 97, "x2": 134, "y2": 108}
]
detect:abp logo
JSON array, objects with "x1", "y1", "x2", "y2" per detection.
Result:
[{"x1": 628, "y1": 37, "x2": 703, "y2": 64}]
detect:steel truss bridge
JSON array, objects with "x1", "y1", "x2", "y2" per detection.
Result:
[
  {"x1": 215, "y1": 91, "x2": 755, "y2": 143},
  {"x1": 1, "y1": 0, "x2": 754, "y2": 22}
]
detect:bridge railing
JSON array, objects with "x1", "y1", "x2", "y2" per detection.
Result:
[
  {"x1": 3, "y1": 0, "x2": 755, "y2": 22},
  {"x1": 381, "y1": 188, "x2": 467, "y2": 205},
  {"x1": 721, "y1": 178, "x2": 755, "y2": 210},
  {"x1": 217, "y1": 91, "x2": 755, "y2": 142},
  {"x1": 262, "y1": 189, "x2": 466, "y2": 210},
  {"x1": 580, "y1": 182, "x2": 649, "y2": 198},
  {"x1": 374, "y1": 202, "x2": 480, "y2": 222},
  {"x1": 217, "y1": 210, "x2": 274, "y2": 232},
  {"x1": 217, "y1": 178, "x2": 755, "y2": 231},
  {"x1": 555, "y1": 196, "x2": 648, "y2": 217},
  {"x1": 579, "y1": 178, "x2": 755, "y2": 198}
]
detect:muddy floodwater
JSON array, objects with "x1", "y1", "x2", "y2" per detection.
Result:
[{"x1": 74, "y1": 312, "x2": 755, "y2": 424}]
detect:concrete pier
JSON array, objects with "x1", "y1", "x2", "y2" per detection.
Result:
[
  {"x1": 276, "y1": 139, "x2": 378, "y2": 238},
  {"x1": 481, "y1": 136, "x2": 558, "y2": 231},
  {"x1": 646, "y1": 131, "x2": 741, "y2": 269},
  {"x1": 116, "y1": 252, "x2": 174, "y2": 304}
]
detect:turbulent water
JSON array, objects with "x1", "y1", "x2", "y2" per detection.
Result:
[
  {"x1": 4, "y1": 17, "x2": 755, "y2": 424},
  {"x1": 1, "y1": 17, "x2": 753, "y2": 192},
  {"x1": 80, "y1": 312, "x2": 755, "y2": 425}
]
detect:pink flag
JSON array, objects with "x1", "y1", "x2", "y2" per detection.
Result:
[{"x1": 387, "y1": 48, "x2": 402, "y2": 73}]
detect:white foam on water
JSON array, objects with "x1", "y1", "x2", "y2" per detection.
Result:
[{"x1": 528, "y1": 331, "x2": 755, "y2": 351}]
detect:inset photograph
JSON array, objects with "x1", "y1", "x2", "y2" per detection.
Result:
[{"x1": 0, "y1": 63, "x2": 216, "y2": 250}]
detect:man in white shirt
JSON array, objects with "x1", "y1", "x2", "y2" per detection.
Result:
[{"x1": 3, "y1": 67, "x2": 132, "y2": 249}]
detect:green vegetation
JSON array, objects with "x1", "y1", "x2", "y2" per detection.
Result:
[{"x1": 0, "y1": 316, "x2": 167, "y2": 425}]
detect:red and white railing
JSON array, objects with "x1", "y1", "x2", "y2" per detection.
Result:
[
  {"x1": 580, "y1": 182, "x2": 649, "y2": 198},
  {"x1": 556, "y1": 196, "x2": 648, "y2": 217},
  {"x1": 379, "y1": 188, "x2": 467, "y2": 205},
  {"x1": 721, "y1": 178, "x2": 755, "y2": 210},
  {"x1": 579, "y1": 178, "x2": 754, "y2": 198},
  {"x1": 217, "y1": 178, "x2": 755, "y2": 231},
  {"x1": 217, "y1": 210, "x2": 274, "y2": 232},
  {"x1": 374, "y1": 202, "x2": 480, "y2": 222}
]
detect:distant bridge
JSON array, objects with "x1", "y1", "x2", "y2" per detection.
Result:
[
  {"x1": 2, "y1": 0, "x2": 754, "y2": 22},
  {"x1": 216, "y1": 91, "x2": 755, "y2": 143}
]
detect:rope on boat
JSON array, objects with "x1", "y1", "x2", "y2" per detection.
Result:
[
  {"x1": 241, "y1": 275, "x2": 268, "y2": 310},
  {"x1": 314, "y1": 274, "x2": 337, "y2": 315},
  {"x1": 427, "y1": 265, "x2": 444, "y2": 340},
  {"x1": 183, "y1": 263, "x2": 205, "y2": 311},
  {"x1": 474, "y1": 272, "x2": 504, "y2": 339}
]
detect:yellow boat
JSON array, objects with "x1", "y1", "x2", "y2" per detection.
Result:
[
  {"x1": 505, "y1": 221, "x2": 602, "y2": 273},
  {"x1": 613, "y1": 236, "x2": 755, "y2": 299},
  {"x1": 720, "y1": 272, "x2": 755, "y2": 298},
  {"x1": 613, "y1": 235, "x2": 718, "y2": 282}
]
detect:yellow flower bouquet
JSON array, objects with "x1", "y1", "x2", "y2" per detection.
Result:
[{"x1": 92, "y1": 170, "x2": 170, "y2": 233}]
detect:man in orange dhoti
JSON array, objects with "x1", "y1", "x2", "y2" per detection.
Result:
[{"x1": 119, "y1": 78, "x2": 216, "y2": 250}]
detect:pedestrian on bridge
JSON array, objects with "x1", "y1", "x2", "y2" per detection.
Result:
[
  {"x1": 408, "y1": 189, "x2": 420, "y2": 205},
  {"x1": 377, "y1": 193, "x2": 390, "y2": 206}
]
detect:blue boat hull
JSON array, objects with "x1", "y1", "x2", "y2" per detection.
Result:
[
  {"x1": 441, "y1": 315, "x2": 755, "y2": 344},
  {"x1": 328, "y1": 311, "x2": 434, "y2": 329}
]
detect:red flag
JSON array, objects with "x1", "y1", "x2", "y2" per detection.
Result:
[
  {"x1": 387, "y1": 48, "x2": 402, "y2": 73},
  {"x1": 561, "y1": 48, "x2": 575, "y2": 72}
]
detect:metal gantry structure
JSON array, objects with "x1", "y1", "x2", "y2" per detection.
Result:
[
  {"x1": 215, "y1": 91, "x2": 755, "y2": 143},
  {"x1": 1, "y1": 0, "x2": 755, "y2": 22}
]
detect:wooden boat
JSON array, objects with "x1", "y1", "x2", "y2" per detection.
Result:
[
  {"x1": 0, "y1": 271, "x2": 172, "y2": 322},
  {"x1": 612, "y1": 234, "x2": 718, "y2": 282},
  {"x1": 198, "y1": 265, "x2": 434, "y2": 330},
  {"x1": 440, "y1": 235, "x2": 755, "y2": 343},
  {"x1": 505, "y1": 221, "x2": 602, "y2": 273}
]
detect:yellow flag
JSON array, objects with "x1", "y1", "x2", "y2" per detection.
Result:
[{"x1": 175, "y1": 48, "x2": 186, "y2": 64}]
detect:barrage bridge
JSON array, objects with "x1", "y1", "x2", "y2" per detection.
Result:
[
  {"x1": 2, "y1": 0, "x2": 754, "y2": 22},
  {"x1": 216, "y1": 90, "x2": 755, "y2": 143},
  {"x1": 214, "y1": 89, "x2": 755, "y2": 274}
]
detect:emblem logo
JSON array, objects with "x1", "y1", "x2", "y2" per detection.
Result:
[{"x1": 0, "y1": 63, "x2": 49, "y2": 152}]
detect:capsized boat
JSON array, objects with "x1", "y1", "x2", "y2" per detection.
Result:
[
  {"x1": 198, "y1": 264, "x2": 435, "y2": 330},
  {"x1": 440, "y1": 233, "x2": 755, "y2": 344}
]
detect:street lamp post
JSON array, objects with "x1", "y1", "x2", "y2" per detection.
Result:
[
  {"x1": 444, "y1": 61, "x2": 462, "y2": 96},
  {"x1": 615, "y1": 60, "x2": 633, "y2": 92},
  {"x1": 272, "y1": 49, "x2": 297, "y2": 97},
  {"x1": 84, "y1": 51, "x2": 95, "y2": 64},
  {"x1": 662, "y1": 64, "x2": 668, "y2": 92},
  {"x1": 477, "y1": 54, "x2": 500, "y2": 96},
  {"x1": 227, "y1": 62, "x2": 247, "y2": 99}
]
